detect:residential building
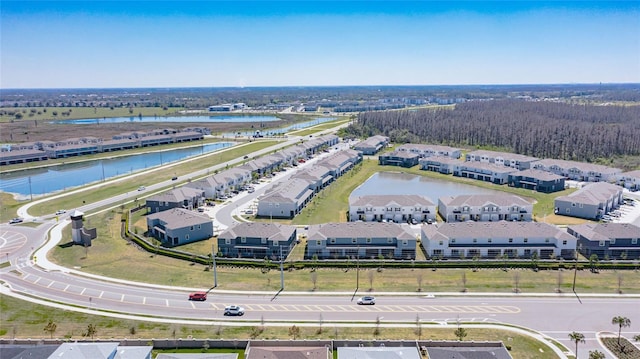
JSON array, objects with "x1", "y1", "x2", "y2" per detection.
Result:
[
  {"x1": 567, "y1": 223, "x2": 640, "y2": 260},
  {"x1": 245, "y1": 346, "x2": 330, "y2": 359},
  {"x1": 618, "y1": 170, "x2": 640, "y2": 191},
  {"x1": 508, "y1": 169, "x2": 566, "y2": 193},
  {"x1": 396, "y1": 143, "x2": 462, "y2": 159},
  {"x1": 425, "y1": 346, "x2": 512, "y2": 359},
  {"x1": 452, "y1": 162, "x2": 518, "y2": 184},
  {"x1": 554, "y1": 182, "x2": 623, "y2": 220},
  {"x1": 157, "y1": 354, "x2": 236, "y2": 359},
  {"x1": 378, "y1": 150, "x2": 420, "y2": 167},
  {"x1": 349, "y1": 194, "x2": 436, "y2": 223},
  {"x1": 421, "y1": 222, "x2": 577, "y2": 259},
  {"x1": 338, "y1": 346, "x2": 421, "y2": 359},
  {"x1": 47, "y1": 342, "x2": 153, "y2": 359},
  {"x1": 0, "y1": 148, "x2": 48, "y2": 165},
  {"x1": 146, "y1": 187, "x2": 205, "y2": 214},
  {"x1": 217, "y1": 222, "x2": 297, "y2": 259},
  {"x1": 306, "y1": 222, "x2": 417, "y2": 260},
  {"x1": 147, "y1": 208, "x2": 213, "y2": 247},
  {"x1": 257, "y1": 178, "x2": 315, "y2": 219},
  {"x1": 465, "y1": 150, "x2": 538, "y2": 170},
  {"x1": 352, "y1": 135, "x2": 389, "y2": 155},
  {"x1": 419, "y1": 156, "x2": 463, "y2": 174},
  {"x1": 531, "y1": 158, "x2": 622, "y2": 182},
  {"x1": 438, "y1": 194, "x2": 533, "y2": 222}
]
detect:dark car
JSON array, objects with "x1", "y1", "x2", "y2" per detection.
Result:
[
  {"x1": 171, "y1": 176, "x2": 178, "y2": 181},
  {"x1": 188, "y1": 292, "x2": 207, "y2": 301}
]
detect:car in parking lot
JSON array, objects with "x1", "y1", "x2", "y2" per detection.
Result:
[
  {"x1": 9, "y1": 217, "x2": 23, "y2": 224},
  {"x1": 188, "y1": 292, "x2": 207, "y2": 301},
  {"x1": 224, "y1": 305, "x2": 245, "y2": 316},
  {"x1": 357, "y1": 296, "x2": 376, "y2": 305}
]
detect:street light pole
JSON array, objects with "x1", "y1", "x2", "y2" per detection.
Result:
[
  {"x1": 280, "y1": 245, "x2": 284, "y2": 290},
  {"x1": 356, "y1": 245, "x2": 360, "y2": 290},
  {"x1": 212, "y1": 244, "x2": 218, "y2": 288}
]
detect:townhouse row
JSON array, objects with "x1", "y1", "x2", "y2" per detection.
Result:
[
  {"x1": 0, "y1": 128, "x2": 209, "y2": 165},
  {"x1": 216, "y1": 221, "x2": 640, "y2": 261},
  {"x1": 381, "y1": 144, "x2": 640, "y2": 192}
]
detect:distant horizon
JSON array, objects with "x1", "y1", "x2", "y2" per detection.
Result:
[
  {"x1": 3, "y1": 82, "x2": 639, "y2": 92},
  {"x1": 2, "y1": 1, "x2": 638, "y2": 89}
]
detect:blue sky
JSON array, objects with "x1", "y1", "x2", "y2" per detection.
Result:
[{"x1": 1, "y1": 1, "x2": 639, "y2": 88}]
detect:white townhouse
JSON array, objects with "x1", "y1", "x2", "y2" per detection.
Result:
[
  {"x1": 419, "y1": 156, "x2": 464, "y2": 174},
  {"x1": 349, "y1": 194, "x2": 436, "y2": 223},
  {"x1": 465, "y1": 150, "x2": 538, "y2": 170},
  {"x1": 353, "y1": 135, "x2": 390, "y2": 155},
  {"x1": 396, "y1": 143, "x2": 462, "y2": 159},
  {"x1": 531, "y1": 158, "x2": 622, "y2": 183},
  {"x1": 452, "y1": 161, "x2": 518, "y2": 184},
  {"x1": 438, "y1": 194, "x2": 533, "y2": 222},
  {"x1": 421, "y1": 222, "x2": 577, "y2": 259},
  {"x1": 257, "y1": 178, "x2": 314, "y2": 219},
  {"x1": 618, "y1": 170, "x2": 640, "y2": 191}
]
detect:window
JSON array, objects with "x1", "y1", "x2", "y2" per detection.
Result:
[
  {"x1": 261, "y1": 238, "x2": 267, "y2": 244},
  {"x1": 316, "y1": 240, "x2": 322, "y2": 245},
  {"x1": 330, "y1": 238, "x2": 336, "y2": 244},
  {"x1": 633, "y1": 238, "x2": 638, "y2": 245},
  {"x1": 388, "y1": 238, "x2": 393, "y2": 243},
  {"x1": 241, "y1": 237, "x2": 246, "y2": 243},
  {"x1": 524, "y1": 238, "x2": 528, "y2": 243},
  {"x1": 508, "y1": 238, "x2": 513, "y2": 243},
  {"x1": 366, "y1": 238, "x2": 372, "y2": 244},
  {"x1": 545, "y1": 238, "x2": 550, "y2": 243},
  {"x1": 599, "y1": 241, "x2": 605, "y2": 247},
  {"x1": 225, "y1": 239, "x2": 231, "y2": 245},
  {"x1": 439, "y1": 241, "x2": 443, "y2": 246},
  {"x1": 190, "y1": 226, "x2": 194, "y2": 231},
  {"x1": 402, "y1": 240, "x2": 408, "y2": 245},
  {"x1": 473, "y1": 238, "x2": 477, "y2": 243},
  {"x1": 563, "y1": 240, "x2": 567, "y2": 245},
  {"x1": 610, "y1": 238, "x2": 616, "y2": 245},
  {"x1": 488, "y1": 238, "x2": 492, "y2": 243},
  {"x1": 273, "y1": 241, "x2": 278, "y2": 247},
  {"x1": 352, "y1": 238, "x2": 357, "y2": 244},
  {"x1": 451, "y1": 239, "x2": 456, "y2": 244}
]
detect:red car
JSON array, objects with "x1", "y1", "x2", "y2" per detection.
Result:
[{"x1": 188, "y1": 292, "x2": 207, "y2": 301}]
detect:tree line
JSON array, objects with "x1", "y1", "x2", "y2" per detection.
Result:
[{"x1": 347, "y1": 100, "x2": 640, "y2": 164}]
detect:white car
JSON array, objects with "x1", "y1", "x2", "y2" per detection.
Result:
[
  {"x1": 55, "y1": 209, "x2": 66, "y2": 215},
  {"x1": 357, "y1": 296, "x2": 376, "y2": 305},
  {"x1": 224, "y1": 305, "x2": 245, "y2": 316}
]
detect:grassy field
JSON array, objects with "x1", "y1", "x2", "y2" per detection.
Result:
[
  {"x1": 0, "y1": 295, "x2": 560, "y2": 359},
  {"x1": 51, "y1": 209, "x2": 640, "y2": 293}
]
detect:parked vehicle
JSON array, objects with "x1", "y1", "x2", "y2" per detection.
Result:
[
  {"x1": 188, "y1": 292, "x2": 207, "y2": 301},
  {"x1": 9, "y1": 218, "x2": 23, "y2": 224},
  {"x1": 357, "y1": 296, "x2": 376, "y2": 305},
  {"x1": 224, "y1": 305, "x2": 245, "y2": 316}
]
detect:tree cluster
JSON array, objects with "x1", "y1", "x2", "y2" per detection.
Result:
[{"x1": 349, "y1": 100, "x2": 640, "y2": 163}]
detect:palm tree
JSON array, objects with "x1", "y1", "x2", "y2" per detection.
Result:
[
  {"x1": 43, "y1": 320, "x2": 57, "y2": 339},
  {"x1": 568, "y1": 331, "x2": 585, "y2": 358},
  {"x1": 611, "y1": 316, "x2": 631, "y2": 345}
]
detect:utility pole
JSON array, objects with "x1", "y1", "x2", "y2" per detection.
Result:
[
  {"x1": 280, "y1": 245, "x2": 284, "y2": 290},
  {"x1": 212, "y1": 244, "x2": 218, "y2": 288},
  {"x1": 356, "y1": 245, "x2": 360, "y2": 290}
]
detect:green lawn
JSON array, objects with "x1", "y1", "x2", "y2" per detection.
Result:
[{"x1": 1, "y1": 106, "x2": 181, "y2": 122}]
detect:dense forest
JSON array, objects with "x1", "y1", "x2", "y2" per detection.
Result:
[{"x1": 347, "y1": 100, "x2": 640, "y2": 164}]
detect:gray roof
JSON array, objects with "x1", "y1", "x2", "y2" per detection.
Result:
[
  {"x1": 422, "y1": 222, "x2": 574, "y2": 241},
  {"x1": 621, "y1": 170, "x2": 640, "y2": 179},
  {"x1": 555, "y1": 182, "x2": 622, "y2": 205},
  {"x1": 47, "y1": 342, "x2": 119, "y2": 359},
  {"x1": 510, "y1": 169, "x2": 565, "y2": 181},
  {"x1": 354, "y1": 135, "x2": 389, "y2": 149},
  {"x1": 262, "y1": 178, "x2": 313, "y2": 204},
  {"x1": 218, "y1": 222, "x2": 296, "y2": 242},
  {"x1": 337, "y1": 347, "x2": 421, "y2": 359},
  {"x1": 459, "y1": 162, "x2": 518, "y2": 174},
  {"x1": 0, "y1": 344, "x2": 59, "y2": 359},
  {"x1": 425, "y1": 346, "x2": 513, "y2": 359},
  {"x1": 308, "y1": 222, "x2": 416, "y2": 241},
  {"x1": 147, "y1": 208, "x2": 211, "y2": 227},
  {"x1": 148, "y1": 187, "x2": 203, "y2": 203},
  {"x1": 379, "y1": 151, "x2": 419, "y2": 159},
  {"x1": 246, "y1": 346, "x2": 329, "y2": 359},
  {"x1": 439, "y1": 194, "x2": 531, "y2": 207},
  {"x1": 532, "y1": 158, "x2": 621, "y2": 174},
  {"x1": 350, "y1": 194, "x2": 435, "y2": 207},
  {"x1": 568, "y1": 223, "x2": 640, "y2": 241},
  {"x1": 156, "y1": 354, "x2": 237, "y2": 359},
  {"x1": 114, "y1": 346, "x2": 153, "y2": 359},
  {"x1": 397, "y1": 143, "x2": 461, "y2": 153}
]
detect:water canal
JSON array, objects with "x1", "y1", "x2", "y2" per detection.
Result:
[{"x1": 0, "y1": 142, "x2": 233, "y2": 198}]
